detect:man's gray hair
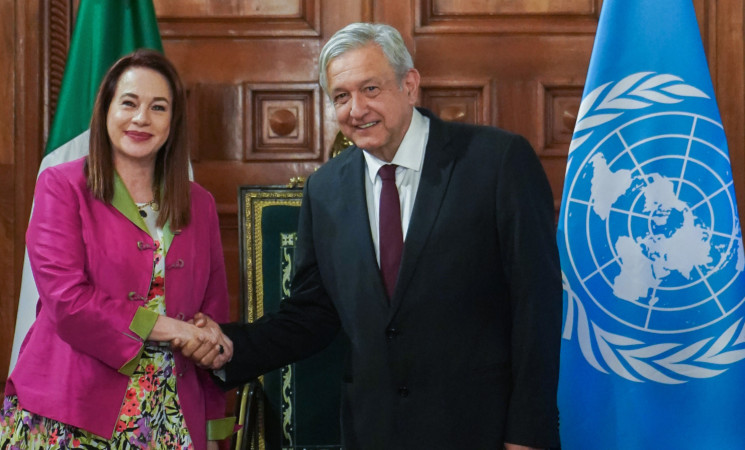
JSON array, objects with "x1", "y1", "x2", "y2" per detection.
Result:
[{"x1": 319, "y1": 23, "x2": 414, "y2": 95}]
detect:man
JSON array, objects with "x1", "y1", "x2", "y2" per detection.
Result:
[{"x1": 194, "y1": 22, "x2": 561, "y2": 449}]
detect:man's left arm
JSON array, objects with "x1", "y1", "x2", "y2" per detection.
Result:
[{"x1": 497, "y1": 134, "x2": 563, "y2": 448}]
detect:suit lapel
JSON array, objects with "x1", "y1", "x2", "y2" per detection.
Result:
[
  {"x1": 391, "y1": 114, "x2": 455, "y2": 311},
  {"x1": 339, "y1": 149, "x2": 391, "y2": 308}
]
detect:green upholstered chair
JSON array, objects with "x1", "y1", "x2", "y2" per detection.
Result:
[{"x1": 233, "y1": 186, "x2": 345, "y2": 450}]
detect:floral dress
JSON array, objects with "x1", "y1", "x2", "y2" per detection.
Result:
[{"x1": 0, "y1": 203, "x2": 194, "y2": 449}]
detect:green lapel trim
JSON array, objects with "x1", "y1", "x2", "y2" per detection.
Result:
[
  {"x1": 113, "y1": 173, "x2": 150, "y2": 235},
  {"x1": 112, "y1": 173, "x2": 175, "y2": 253},
  {"x1": 161, "y1": 221, "x2": 175, "y2": 253}
]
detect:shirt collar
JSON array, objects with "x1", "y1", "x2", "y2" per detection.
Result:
[{"x1": 363, "y1": 108, "x2": 429, "y2": 181}]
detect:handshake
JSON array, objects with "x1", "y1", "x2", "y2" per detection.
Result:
[{"x1": 170, "y1": 313, "x2": 233, "y2": 370}]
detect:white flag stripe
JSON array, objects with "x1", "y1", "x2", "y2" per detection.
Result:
[{"x1": 9, "y1": 129, "x2": 90, "y2": 374}]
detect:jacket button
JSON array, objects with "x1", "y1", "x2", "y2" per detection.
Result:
[
  {"x1": 386, "y1": 327, "x2": 398, "y2": 341},
  {"x1": 398, "y1": 386, "x2": 409, "y2": 397}
]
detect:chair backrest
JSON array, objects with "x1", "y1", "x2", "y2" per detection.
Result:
[{"x1": 233, "y1": 186, "x2": 345, "y2": 450}]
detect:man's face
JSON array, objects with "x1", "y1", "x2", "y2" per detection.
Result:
[{"x1": 326, "y1": 44, "x2": 420, "y2": 161}]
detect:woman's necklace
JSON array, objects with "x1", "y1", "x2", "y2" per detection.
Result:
[{"x1": 137, "y1": 199, "x2": 160, "y2": 217}]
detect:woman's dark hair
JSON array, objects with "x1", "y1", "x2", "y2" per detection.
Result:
[{"x1": 87, "y1": 48, "x2": 190, "y2": 229}]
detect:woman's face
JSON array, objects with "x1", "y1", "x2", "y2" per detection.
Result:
[{"x1": 107, "y1": 67, "x2": 172, "y2": 167}]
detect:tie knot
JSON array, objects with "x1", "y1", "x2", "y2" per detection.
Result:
[{"x1": 379, "y1": 164, "x2": 397, "y2": 182}]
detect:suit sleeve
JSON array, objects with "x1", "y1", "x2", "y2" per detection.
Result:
[
  {"x1": 496, "y1": 135, "x2": 562, "y2": 447},
  {"x1": 221, "y1": 177, "x2": 342, "y2": 388},
  {"x1": 26, "y1": 167, "x2": 146, "y2": 373}
]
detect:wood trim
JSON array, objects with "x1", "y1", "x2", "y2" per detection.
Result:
[
  {"x1": 415, "y1": 0, "x2": 601, "y2": 35},
  {"x1": 158, "y1": 0, "x2": 320, "y2": 38},
  {"x1": 44, "y1": 0, "x2": 73, "y2": 144},
  {"x1": 5, "y1": 0, "x2": 45, "y2": 382},
  {"x1": 713, "y1": 0, "x2": 745, "y2": 224},
  {"x1": 419, "y1": 77, "x2": 492, "y2": 125}
]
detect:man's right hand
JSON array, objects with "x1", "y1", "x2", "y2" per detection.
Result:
[{"x1": 183, "y1": 312, "x2": 233, "y2": 370}]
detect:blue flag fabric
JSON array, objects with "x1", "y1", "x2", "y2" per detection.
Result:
[{"x1": 558, "y1": 1, "x2": 745, "y2": 448}]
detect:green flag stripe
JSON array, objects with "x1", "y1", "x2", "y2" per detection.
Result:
[{"x1": 45, "y1": 0, "x2": 163, "y2": 155}]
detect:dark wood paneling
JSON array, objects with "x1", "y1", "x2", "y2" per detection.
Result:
[
  {"x1": 431, "y1": 0, "x2": 595, "y2": 14},
  {"x1": 420, "y1": 78, "x2": 493, "y2": 125},
  {"x1": 0, "y1": 164, "x2": 14, "y2": 392},
  {"x1": 247, "y1": 83, "x2": 322, "y2": 160},
  {"x1": 189, "y1": 84, "x2": 245, "y2": 162},
  {"x1": 711, "y1": 0, "x2": 745, "y2": 228},
  {"x1": 0, "y1": 0, "x2": 12, "y2": 165},
  {"x1": 0, "y1": 0, "x2": 14, "y2": 390},
  {"x1": 3, "y1": 0, "x2": 44, "y2": 387},
  {"x1": 44, "y1": 0, "x2": 74, "y2": 141},
  {"x1": 155, "y1": 0, "x2": 320, "y2": 38},
  {"x1": 416, "y1": 0, "x2": 600, "y2": 34}
]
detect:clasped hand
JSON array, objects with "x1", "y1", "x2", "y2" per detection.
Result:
[{"x1": 170, "y1": 313, "x2": 233, "y2": 370}]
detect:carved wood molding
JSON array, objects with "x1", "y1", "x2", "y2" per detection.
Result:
[
  {"x1": 246, "y1": 83, "x2": 322, "y2": 160},
  {"x1": 415, "y1": 0, "x2": 601, "y2": 35},
  {"x1": 43, "y1": 0, "x2": 74, "y2": 141},
  {"x1": 156, "y1": 0, "x2": 320, "y2": 38},
  {"x1": 419, "y1": 78, "x2": 493, "y2": 126},
  {"x1": 535, "y1": 79, "x2": 584, "y2": 158},
  {"x1": 188, "y1": 82, "x2": 323, "y2": 163},
  {"x1": 695, "y1": 0, "x2": 717, "y2": 82}
]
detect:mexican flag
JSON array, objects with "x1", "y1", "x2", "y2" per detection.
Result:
[{"x1": 9, "y1": 0, "x2": 163, "y2": 373}]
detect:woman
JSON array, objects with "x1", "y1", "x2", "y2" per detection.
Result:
[{"x1": 0, "y1": 49, "x2": 233, "y2": 449}]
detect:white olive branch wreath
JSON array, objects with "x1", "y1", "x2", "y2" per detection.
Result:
[
  {"x1": 563, "y1": 271, "x2": 745, "y2": 383},
  {"x1": 569, "y1": 72, "x2": 708, "y2": 153},
  {"x1": 562, "y1": 73, "x2": 745, "y2": 383}
]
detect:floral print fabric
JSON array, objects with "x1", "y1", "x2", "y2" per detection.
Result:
[{"x1": 0, "y1": 233, "x2": 193, "y2": 449}]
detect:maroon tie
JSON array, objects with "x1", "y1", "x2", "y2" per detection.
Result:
[{"x1": 378, "y1": 164, "x2": 403, "y2": 298}]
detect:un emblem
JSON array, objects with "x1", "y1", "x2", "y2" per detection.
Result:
[{"x1": 561, "y1": 72, "x2": 745, "y2": 383}]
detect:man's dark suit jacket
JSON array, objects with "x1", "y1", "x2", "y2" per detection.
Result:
[{"x1": 222, "y1": 109, "x2": 562, "y2": 449}]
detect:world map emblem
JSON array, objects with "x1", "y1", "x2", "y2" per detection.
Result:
[{"x1": 560, "y1": 72, "x2": 745, "y2": 383}]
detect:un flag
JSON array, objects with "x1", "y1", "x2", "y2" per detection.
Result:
[{"x1": 557, "y1": 1, "x2": 745, "y2": 448}]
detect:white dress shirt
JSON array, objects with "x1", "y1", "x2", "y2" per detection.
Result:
[{"x1": 363, "y1": 109, "x2": 430, "y2": 266}]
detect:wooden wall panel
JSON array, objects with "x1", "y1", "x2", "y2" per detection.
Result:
[
  {"x1": 2, "y1": 0, "x2": 44, "y2": 389},
  {"x1": 416, "y1": 0, "x2": 600, "y2": 33},
  {"x1": 248, "y1": 83, "x2": 322, "y2": 160},
  {"x1": 420, "y1": 78, "x2": 493, "y2": 125},
  {"x1": 712, "y1": 0, "x2": 745, "y2": 237},
  {"x1": 415, "y1": 33, "x2": 595, "y2": 213},
  {"x1": 0, "y1": 0, "x2": 15, "y2": 391},
  {"x1": 411, "y1": 0, "x2": 739, "y2": 220},
  {"x1": 0, "y1": 165, "x2": 13, "y2": 393},
  {"x1": 0, "y1": 0, "x2": 12, "y2": 165},
  {"x1": 431, "y1": 0, "x2": 594, "y2": 14},
  {"x1": 44, "y1": 0, "x2": 74, "y2": 140},
  {"x1": 155, "y1": 0, "x2": 319, "y2": 37},
  {"x1": 188, "y1": 84, "x2": 245, "y2": 162},
  {"x1": 157, "y1": 0, "x2": 303, "y2": 17}
]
